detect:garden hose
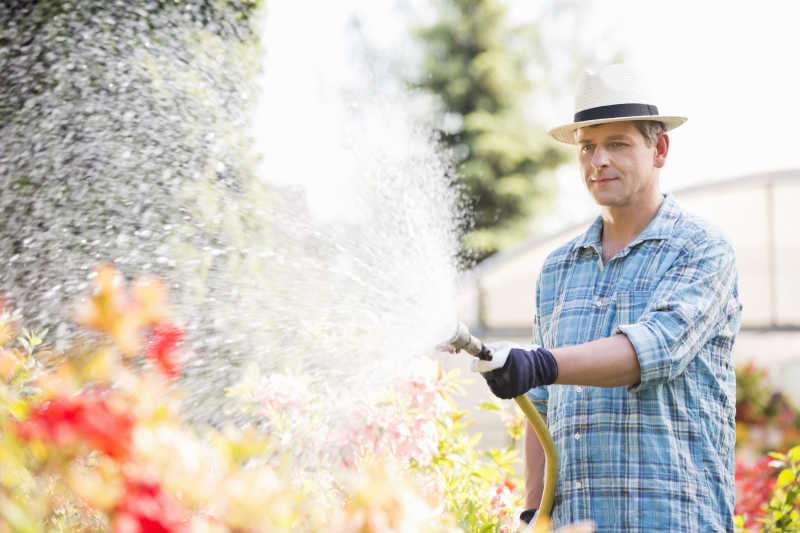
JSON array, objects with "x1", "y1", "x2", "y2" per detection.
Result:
[
  {"x1": 447, "y1": 322, "x2": 558, "y2": 526},
  {"x1": 513, "y1": 394, "x2": 558, "y2": 524}
]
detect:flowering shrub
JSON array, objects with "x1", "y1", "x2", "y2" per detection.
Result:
[
  {"x1": 736, "y1": 446, "x2": 800, "y2": 532},
  {"x1": 734, "y1": 363, "x2": 800, "y2": 531},
  {"x1": 232, "y1": 352, "x2": 527, "y2": 531},
  {"x1": 6, "y1": 265, "x2": 597, "y2": 532},
  {"x1": 1, "y1": 266, "x2": 467, "y2": 532},
  {"x1": 736, "y1": 456, "x2": 780, "y2": 529}
]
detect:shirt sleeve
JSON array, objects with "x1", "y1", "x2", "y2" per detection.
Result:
[
  {"x1": 616, "y1": 238, "x2": 739, "y2": 392},
  {"x1": 526, "y1": 274, "x2": 549, "y2": 414}
]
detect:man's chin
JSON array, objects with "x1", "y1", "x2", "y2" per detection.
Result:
[{"x1": 590, "y1": 193, "x2": 621, "y2": 207}]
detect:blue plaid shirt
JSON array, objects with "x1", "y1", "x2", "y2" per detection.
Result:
[{"x1": 527, "y1": 195, "x2": 742, "y2": 532}]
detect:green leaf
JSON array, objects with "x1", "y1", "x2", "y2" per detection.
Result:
[
  {"x1": 478, "y1": 402, "x2": 500, "y2": 411},
  {"x1": 777, "y1": 468, "x2": 796, "y2": 489},
  {"x1": 788, "y1": 445, "x2": 800, "y2": 464}
]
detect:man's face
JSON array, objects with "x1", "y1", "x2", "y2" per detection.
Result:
[{"x1": 575, "y1": 121, "x2": 666, "y2": 209}]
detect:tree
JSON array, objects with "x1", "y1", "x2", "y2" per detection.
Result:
[{"x1": 413, "y1": 0, "x2": 569, "y2": 263}]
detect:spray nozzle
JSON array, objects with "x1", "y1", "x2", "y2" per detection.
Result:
[{"x1": 446, "y1": 322, "x2": 493, "y2": 361}]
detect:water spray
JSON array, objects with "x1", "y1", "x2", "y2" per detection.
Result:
[{"x1": 446, "y1": 322, "x2": 558, "y2": 526}]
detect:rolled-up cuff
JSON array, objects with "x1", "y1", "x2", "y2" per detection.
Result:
[{"x1": 616, "y1": 322, "x2": 668, "y2": 392}]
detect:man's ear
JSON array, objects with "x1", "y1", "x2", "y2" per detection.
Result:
[{"x1": 654, "y1": 132, "x2": 669, "y2": 168}]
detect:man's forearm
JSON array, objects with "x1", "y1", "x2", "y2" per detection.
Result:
[
  {"x1": 524, "y1": 416, "x2": 546, "y2": 510},
  {"x1": 550, "y1": 334, "x2": 641, "y2": 387}
]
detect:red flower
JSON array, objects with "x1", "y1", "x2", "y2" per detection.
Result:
[
  {"x1": 113, "y1": 477, "x2": 188, "y2": 533},
  {"x1": 735, "y1": 456, "x2": 778, "y2": 529},
  {"x1": 15, "y1": 395, "x2": 83, "y2": 447},
  {"x1": 15, "y1": 393, "x2": 134, "y2": 460},
  {"x1": 147, "y1": 323, "x2": 186, "y2": 382}
]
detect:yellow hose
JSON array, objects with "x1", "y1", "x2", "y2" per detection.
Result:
[
  {"x1": 446, "y1": 322, "x2": 558, "y2": 525},
  {"x1": 514, "y1": 394, "x2": 557, "y2": 526}
]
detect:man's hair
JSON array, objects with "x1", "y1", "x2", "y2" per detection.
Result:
[
  {"x1": 574, "y1": 120, "x2": 666, "y2": 146},
  {"x1": 633, "y1": 120, "x2": 665, "y2": 147}
]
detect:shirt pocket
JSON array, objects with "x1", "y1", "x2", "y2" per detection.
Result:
[{"x1": 614, "y1": 290, "x2": 651, "y2": 328}]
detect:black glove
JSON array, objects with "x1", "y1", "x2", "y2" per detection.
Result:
[
  {"x1": 520, "y1": 509, "x2": 538, "y2": 524},
  {"x1": 481, "y1": 346, "x2": 558, "y2": 399}
]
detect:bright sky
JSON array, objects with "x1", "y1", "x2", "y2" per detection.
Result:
[{"x1": 261, "y1": 0, "x2": 800, "y2": 223}]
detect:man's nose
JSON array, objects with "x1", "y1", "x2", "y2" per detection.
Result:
[{"x1": 591, "y1": 145, "x2": 610, "y2": 168}]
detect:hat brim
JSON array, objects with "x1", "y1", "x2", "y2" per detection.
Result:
[{"x1": 548, "y1": 115, "x2": 687, "y2": 144}]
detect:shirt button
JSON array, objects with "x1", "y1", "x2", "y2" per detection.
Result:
[
  {"x1": 574, "y1": 432, "x2": 581, "y2": 440},
  {"x1": 575, "y1": 481, "x2": 583, "y2": 489},
  {"x1": 575, "y1": 387, "x2": 583, "y2": 393},
  {"x1": 594, "y1": 298, "x2": 603, "y2": 307}
]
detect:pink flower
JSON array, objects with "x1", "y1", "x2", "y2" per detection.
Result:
[
  {"x1": 318, "y1": 358, "x2": 448, "y2": 468},
  {"x1": 258, "y1": 373, "x2": 311, "y2": 412},
  {"x1": 392, "y1": 416, "x2": 438, "y2": 466},
  {"x1": 488, "y1": 479, "x2": 517, "y2": 519},
  {"x1": 399, "y1": 359, "x2": 451, "y2": 419}
]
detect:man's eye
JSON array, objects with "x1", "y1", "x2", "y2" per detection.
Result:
[
  {"x1": 610, "y1": 142, "x2": 626, "y2": 148},
  {"x1": 581, "y1": 144, "x2": 594, "y2": 153}
]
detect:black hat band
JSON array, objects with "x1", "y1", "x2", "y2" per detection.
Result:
[{"x1": 574, "y1": 103, "x2": 659, "y2": 123}]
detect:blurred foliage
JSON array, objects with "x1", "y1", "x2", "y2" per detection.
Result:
[
  {"x1": 736, "y1": 446, "x2": 800, "y2": 533},
  {"x1": 735, "y1": 363, "x2": 800, "y2": 531},
  {"x1": 413, "y1": 0, "x2": 570, "y2": 263},
  {"x1": 758, "y1": 447, "x2": 800, "y2": 533},
  {"x1": 736, "y1": 363, "x2": 800, "y2": 454}
]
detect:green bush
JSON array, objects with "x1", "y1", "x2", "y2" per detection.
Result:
[{"x1": 736, "y1": 446, "x2": 800, "y2": 532}]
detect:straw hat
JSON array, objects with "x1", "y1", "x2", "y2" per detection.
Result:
[{"x1": 548, "y1": 64, "x2": 687, "y2": 144}]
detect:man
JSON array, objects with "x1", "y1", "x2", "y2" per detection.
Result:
[{"x1": 473, "y1": 64, "x2": 742, "y2": 532}]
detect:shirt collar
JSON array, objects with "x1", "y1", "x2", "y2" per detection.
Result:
[{"x1": 575, "y1": 194, "x2": 680, "y2": 255}]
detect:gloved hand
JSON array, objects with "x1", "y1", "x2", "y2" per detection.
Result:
[
  {"x1": 470, "y1": 341, "x2": 515, "y2": 373},
  {"x1": 517, "y1": 509, "x2": 538, "y2": 532},
  {"x1": 472, "y1": 342, "x2": 558, "y2": 399},
  {"x1": 519, "y1": 509, "x2": 538, "y2": 525}
]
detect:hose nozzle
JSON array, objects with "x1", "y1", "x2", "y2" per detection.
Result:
[{"x1": 447, "y1": 322, "x2": 493, "y2": 361}]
